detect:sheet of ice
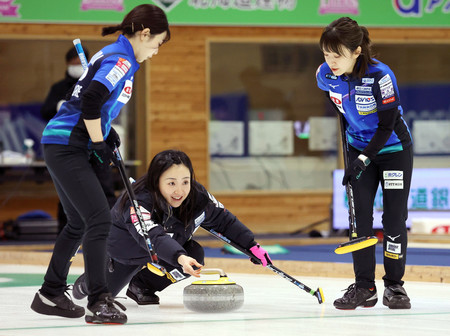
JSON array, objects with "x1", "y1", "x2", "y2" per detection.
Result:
[{"x1": 0, "y1": 264, "x2": 448, "y2": 336}]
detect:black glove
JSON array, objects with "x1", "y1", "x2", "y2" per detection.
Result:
[
  {"x1": 91, "y1": 141, "x2": 118, "y2": 168},
  {"x1": 105, "y1": 127, "x2": 120, "y2": 150},
  {"x1": 342, "y1": 157, "x2": 369, "y2": 185}
]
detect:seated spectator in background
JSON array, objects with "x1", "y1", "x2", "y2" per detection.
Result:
[{"x1": 41, "y1": 46, "x2": 90, "y2": 121}]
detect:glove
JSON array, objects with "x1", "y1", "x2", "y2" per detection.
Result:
[
  {"x1": 342, "y1": 155, "x2": 370, "y2": 185},
  {"x1": 249, "y1": 244, "x2": 272, "y2": 267},
  {"x1": 91, "y1": 141, "x2": 118, "y2": 168},
  {"x1": 105, "y1": 127, "x2": 120, "y2": 150}
]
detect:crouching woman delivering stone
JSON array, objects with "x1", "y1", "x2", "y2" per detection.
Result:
[{"x1": 73, "y1": 149, "x2": 272, "y2": 304}]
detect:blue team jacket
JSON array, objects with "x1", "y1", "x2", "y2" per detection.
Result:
[
  {"x1": 41, "y1": 35, "x2": 140, "y2": 148},
  {"x1": 316, "y1": 60, "x2": 411, "y2": 154}
]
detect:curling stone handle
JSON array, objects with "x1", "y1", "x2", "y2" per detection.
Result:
[{"x1": 200, "y1": 268, "x2": 227, "y2": 277}]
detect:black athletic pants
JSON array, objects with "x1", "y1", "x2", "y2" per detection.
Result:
[
  {"x1": 42, "y1": 144, "x2": 111, "y2": 306},
  {"x1": 348, "y1": 145, "x2": 413, "y2": 289},
  {"x1": 106, "y1": 240, "x2": 205, "y2": 297}
]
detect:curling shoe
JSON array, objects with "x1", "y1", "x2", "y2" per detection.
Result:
[
  {"x1": 31, "y1": 288, "x2": 85, "y2": 318},
  {"x1": 334, "y1": 283, "x2": 378, "y2": 310},
  {"x1": 126, "y1": 281, "x2": 160, "y2": 305},
  {"x1": 85, "y1": 293, "x2": 127, "y2": 324},
  {"x1": 383, "y1": 284, "x2": 411, "y2": 309},
  {"x1": 72, "y1": 273, "x2": 88, "y2": 300}
]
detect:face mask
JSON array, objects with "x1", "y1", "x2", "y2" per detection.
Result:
[{"x1": 67, "y1": 64, "x2": 85, "y2": 79}]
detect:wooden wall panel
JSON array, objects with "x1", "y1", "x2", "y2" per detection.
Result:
[{"x1": 1, "y1": 22, "x2": 448, "y2": 233}]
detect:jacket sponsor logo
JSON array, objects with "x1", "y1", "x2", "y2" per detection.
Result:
[
  {"x1": 106, "y1": 57, "x2": 131, "y2": 87},
  {"x1": 382, "y1": 96, "x2": 396, "y2": 104},
  {"x1": 381, "y1": 84, "x2": 395, "y2": 99},
  {"x1": 328, "y1": 84, "x2": 339, "y2": 89},
  {"x1": 379, "y1": 74, "x2": 392, "y2": 85},
  {"x1": 130, "y1": 206, "x2": 158, "y2": 236},
  {"x1": 72, "y1": 84, "x2": 83, "y2": 98},
  {"x1": 117, "y1": 79, "x2": 133, "y2": 104},
  {"x1": 357, "y1": 108, "x2": 377, "y2": 115},
  {"x1": 326, "y1": 73, "x2": 337, "y2": 80},
  {"x1": 208, "y1": 192, "x2": 224, "y2": 209},
  {"x1": 194, "y1": 211, "x2": 205, "y2": 227},
  {"x1": 386, "y1": 242, "x2": 401, "y2": 254},
  {"x1": 362, "y1": 77, "x2": 374, "y2": 84},
  {"x1": 329, "y1": 91, "x2": 345, "y2": 113},
  {"x1": 384, "y1": 180, "x2": 404, "y2": 189},
  {"x1": 355, "y1": 95, "x2": 375, "y2": 104},
  {"x1": 355, "y1": 86, "x2": 372, "y2": 95},
  {"x1": 384, "y1": 170, "x2": 403, "y2": 179}
]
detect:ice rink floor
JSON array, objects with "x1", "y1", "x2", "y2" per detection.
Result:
[{"x1": 0, "y1": 264, "x2": 449, "y2": 336}]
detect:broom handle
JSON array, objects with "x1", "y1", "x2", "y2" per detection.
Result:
[{"x1": 203, "y1": 228, "x2": 324, "y2": 303}]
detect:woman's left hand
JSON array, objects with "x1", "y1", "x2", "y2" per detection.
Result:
[{"x1": 177, "y1": 255, "x2": 203, "y2": 277}]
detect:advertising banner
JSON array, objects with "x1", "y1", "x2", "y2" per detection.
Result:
[
  {"x1": 333, "y1": 168, "x2": 450, "y2": 230},
  {"x1": 1, "y1": 0, "x2": 449, "y2": 27}
]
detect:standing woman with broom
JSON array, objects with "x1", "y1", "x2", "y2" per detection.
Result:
[
  {"x1": 316, "y1": 17, "x2": 413, "y2": 310},
  {"x1": 31, "y1": 4, "x2": 170, "y2": 324}
]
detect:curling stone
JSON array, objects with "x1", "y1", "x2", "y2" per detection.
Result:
[{"x1": 183, "y1": 268, "x2": 244, "y2": 313}]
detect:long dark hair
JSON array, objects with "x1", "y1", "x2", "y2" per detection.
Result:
[
  {"x1": 102, "y1": 4, "x2": 170, "y2": 44},
  {"x1": 319, "y1": 17, "x2": 377, "y2": 79},
  {"x1": 119, "y1": 150, "x2": 198, "y2": 228}
]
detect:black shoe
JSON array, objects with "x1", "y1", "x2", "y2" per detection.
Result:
[
  {"x1": 383, "y1": 284, "x2": 411, "y2": 309},
  {"x1": 126, "y1": 281, "x2": 159, "y2": 305},
  {"x1": 72, "y1": 273, "x2": 88, "y2": 300},
  {"x1": 334, "y1": 283, "x2": 378, "y2": 310},
  {"x1": 31, "y1": 288, "x2": 85, "y2": 318},
  {"x1": 85, "y1": 293, "x2": 127, "y2": 324}
]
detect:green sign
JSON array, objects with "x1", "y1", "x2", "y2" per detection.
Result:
[{"x1": 1, "y1": 0, "x2": 449, "y2": 27}]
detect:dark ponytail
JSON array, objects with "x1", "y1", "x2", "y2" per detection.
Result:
[
  {"x1": 320, "y1": 17, "x2": 377, "y2": 79},
  {"x1": 102, "y1": 4, "x2": 170, "y2": 43}
]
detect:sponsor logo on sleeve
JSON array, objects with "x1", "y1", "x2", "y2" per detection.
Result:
[
  {"x1": 130, "y1": 206, "x2": 158, "y2": 236},
  {"x1": 379, "y1": 73, "x2": 396, "y2": 104},
  {"x1": 194, "y1": 211, "x2": 205, "y2": 227},
  {"x1": 208, "y1": 192, "x2": 224, "y2": 209},
  {"x1": 329, "y1": 91, "x2": 345, "y2": 113},
  {"x1": 106, "y1": 57, "x2": 131, "y2": 87},
  {"x1": 117, "y1": 79, "x2": 133, "y2": 104},
  {"x1": 379, "y1": 74, "x2": 391, "y2": 85},
  {"x1": 382, "y1": 96, "x2": 396, "y2": 104}
]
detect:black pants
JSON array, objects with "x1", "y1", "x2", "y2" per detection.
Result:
[
  {"x1": 57, "y1": 162, "x2": 116, "y2": 233},
  {"x1": 42, "y1": 144, "x2": 111, "y2": 306},
  {"x1": 107, "y1": 240, "x2": 205, "y2": 297},
  {"x1": 349, "y1": 145, "x2": 413, "y2": 288}
]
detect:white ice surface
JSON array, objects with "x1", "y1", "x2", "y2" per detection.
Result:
[{"x1": 0, "y1": 264, "x2": 449, "y2": 336}]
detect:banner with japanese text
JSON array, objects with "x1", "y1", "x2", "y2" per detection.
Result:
[{"x1": 1, "y1": 0, "x2": 449, "y2": 27}]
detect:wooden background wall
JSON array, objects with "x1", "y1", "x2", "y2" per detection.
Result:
[{"x1": 1, "y1": 23, "x2": 449, "y2": 234}]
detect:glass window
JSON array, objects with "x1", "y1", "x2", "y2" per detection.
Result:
[{"x1": 209, "y1": 42, "x2": 450, "y2": 192}]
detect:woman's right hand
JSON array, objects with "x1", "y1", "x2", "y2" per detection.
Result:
[{"x1": 177, "y1": 255, "x2": 203, "y2": 277}]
